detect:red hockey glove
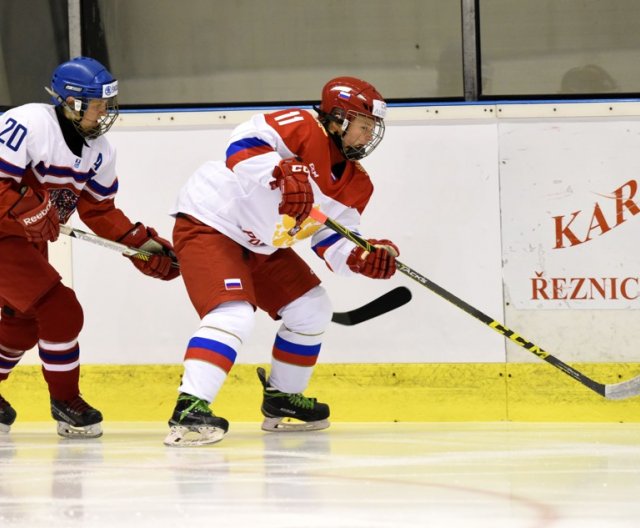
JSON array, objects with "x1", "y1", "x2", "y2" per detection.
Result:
[
  {"x1": 118, "y1": 222, "x2": 180, "y2": 281},
  {"x1": 270, "y1": 158, "x2": 314, "y2": 230},
  {"x1": 347, "y1": 239, "x2": 400, "y2": 279},
  {"x1": 9, "y1": 187, "x2": 60, "y2": 243}
]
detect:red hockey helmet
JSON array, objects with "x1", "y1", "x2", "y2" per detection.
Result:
[{"x1": 317, "y1": 76, "x2": 387, "y2": 160}]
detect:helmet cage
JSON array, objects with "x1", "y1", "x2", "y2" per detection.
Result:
[
  {"x1": 338, "y1": 109, "x2": 385, "y2": 161},
  {"x1": 69, "y1": 96, "x2": 119, "y2": 140}
]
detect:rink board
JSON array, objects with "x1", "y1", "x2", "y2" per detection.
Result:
[
  {"x1": 42, "y1": 101, "x2": 640, "y2": 370},
  {"x1": 2, "y1": 363, "x2": 639, "y2": 423}
]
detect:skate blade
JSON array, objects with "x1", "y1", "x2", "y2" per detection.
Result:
[
  {"x1": 261, "y1": 417, "x2": 330, "y2": 432},
  {"x1": 56, "y1": 421, "x2": 103, "y2": 439},
  {"x1": 163, "y1": 425, "x2": 226, "y2": 447}
]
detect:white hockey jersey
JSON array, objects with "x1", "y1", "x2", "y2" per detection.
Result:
[
  {"x1": 0, "y1": 103, "x2": 118, "y2": 224},
  {"x1": 171, "y1": 108, "x2": 375, "y2": 275},
  {"x1": 0, "y1": 103, "x2": 137, "y2": 241}
]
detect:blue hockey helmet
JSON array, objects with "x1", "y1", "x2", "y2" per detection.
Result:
[{"x1": 47, "y1": 57, "x2": 119, "y2": 138}]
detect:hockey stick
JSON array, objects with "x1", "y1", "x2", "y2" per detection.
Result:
[
  {"x1": 331, "y1": 286, "x2": 412, "y2": 325},
  {"x1": 309, "y1": 208, "x2": 640, "y2": 400},
  {"x1": 59, "y1": 225, "x2": 180, "y2": 268},
  {"x1": 60, "y1": 224, "x2": 410, "y2": 326}
]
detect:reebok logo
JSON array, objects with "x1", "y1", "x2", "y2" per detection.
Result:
[{"x1": 22, "y1": 200, "x2": 52, "y2": 225}]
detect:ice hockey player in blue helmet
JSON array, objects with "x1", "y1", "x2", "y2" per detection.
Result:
[{"x1": 0, "y1": 56, "x2": 179, "y2": 439}]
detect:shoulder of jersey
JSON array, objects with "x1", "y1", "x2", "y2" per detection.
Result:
[
  {"x1": 0, "y1": 104, "x2": 58, "y2": 143},
  {"x1": 5, "y1": 103, "x2": 53, "y2": 119},
  {"x1": 265, "y1": 108, "x2": 326, "y2": 135}
]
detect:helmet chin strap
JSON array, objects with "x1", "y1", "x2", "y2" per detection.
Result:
[
  {"x1": 331, "y1": 131, "x2": 346, "y2": 153},
  {"x1": 45, "y1": 85, "x2": 108, "y2": 139},
  {"x1": 330, "y1": 129, "x2": 365, "y2": 161},
  {"x1": 44, "y1": 86, "x2": 83, "y2": 122},
  {"x1": 325, "y1": 123, "x2": 350, "y2": 159},
  {"x1": 44, "y1": 85, "x2": 63, "y2": 104},
  {"x1": 316, "y1": 108, "x2": 364, "y2": 160}
]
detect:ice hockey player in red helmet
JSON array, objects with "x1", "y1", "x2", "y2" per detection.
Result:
[{"x1": 165, "y1": 76, "x2": 399, "y2": 446}]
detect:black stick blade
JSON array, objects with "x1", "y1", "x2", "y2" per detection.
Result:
[{"x1": 331, "y1": 286, "x2": 412, "y2": 326}]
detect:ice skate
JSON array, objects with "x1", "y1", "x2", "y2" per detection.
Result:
[
  {"x1": 0, "y1": 394, "x2": 16, "y2": 433},
  {"x1": 51, "y1": 395, "x2": 103, "y2": 438},
  {"x1": 164, "y1": 393, "x2": 229, "y2": 447},
  {"x1": 256, "y1": 367, "x2": 330, "y2": 432}
]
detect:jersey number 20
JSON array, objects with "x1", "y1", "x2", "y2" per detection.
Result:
[{"x1": 0, "y1": 118, "x2": 27, "y2": 152}]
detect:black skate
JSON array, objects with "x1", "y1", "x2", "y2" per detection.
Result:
[
  {"x1": 164, "y1": 393, "x2": 229, "y2": 447},
  {"x1": 257, "y1": 367, "x2": 330, "y2": 432},
  {"x1": 0, "y1": 394, "x2": 17, "y2": 433},
  {"x1": 51, "y1": 395, "x2": 103, "y2": 438}
]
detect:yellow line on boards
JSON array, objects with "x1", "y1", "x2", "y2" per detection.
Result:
[{"x1": 2, "y1": 363, "x2": 639, "y2": 422}]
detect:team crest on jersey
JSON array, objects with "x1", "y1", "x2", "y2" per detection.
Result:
[
  {"x1": 74, "y1": 158, "x2": 81, "y2": 169},
  {"x1": 272, "y1": 214, "x2": 320, "y2": 247},
  {"x1": 49, "y1": 188, "x2": 79, "y2": 224}
]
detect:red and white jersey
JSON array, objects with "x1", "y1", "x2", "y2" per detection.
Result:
[
  {"x1": 171, "y1": 109, "x2": 374, "y2": 275},
  {"x1": 0, "y1": 103, "x2": 133, "y2": 240}
]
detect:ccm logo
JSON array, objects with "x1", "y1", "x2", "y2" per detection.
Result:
[
  {"x1": 291, "y1": 163, "x2": 319, "y2": 179},
  {"x1": 22, "y1": 200, "x2": 52, "y2": 225},
  {"x1": 290, "y1": 164, "x2": 310, "y2": 175}
]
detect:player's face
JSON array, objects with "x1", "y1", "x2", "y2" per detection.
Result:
[
  {"x1": 342, "y1": 114, "x2": 376, "y2": 149},
  {"x1": 79, "y1": 98, "x2": 109, "y2": 131}
]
